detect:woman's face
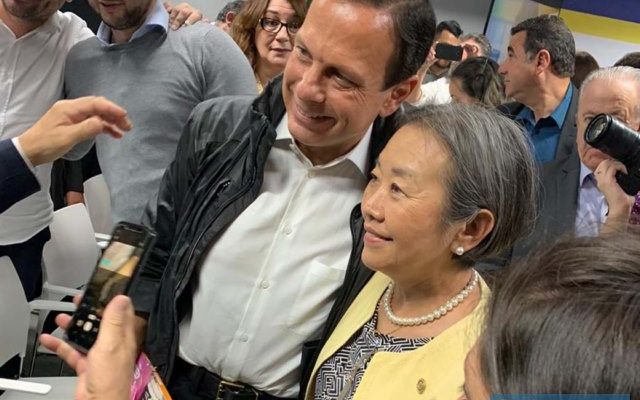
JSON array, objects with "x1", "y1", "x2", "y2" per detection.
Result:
[
  {"x1": 361, "y1": 124, "x2": 459, "y2": 278},
  {"x1": 254, "y1": 0, "x2": 299, "y2": 76},
  {"x1": 449, "y1": 78, "x2": 479, "y2": 105}
]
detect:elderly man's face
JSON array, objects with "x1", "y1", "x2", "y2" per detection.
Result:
[
  {"x1": 1, "y1": 0, "x2": 66, "y2": 23},
  {"x1": 282, "y1": 0, "x2": 414, "y2": 165},
  {"x1": 462, "y1": 38, "x2": 484, "y2": 59},
  {"x1": 576, "y1": 78, "x2": 640, "y2": 172},
  {"x1": 88, "y1": 0, "x2": 153, "y2": 31}
]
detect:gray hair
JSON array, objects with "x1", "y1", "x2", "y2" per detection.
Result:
[
  {"x1": 460, "y1": 32, "x2": 492, "y2": 57},
  {"x1": 401, "y1": 104, "x2": 538, "y2": 266},
  {"x1": 215, "y1": 0, "x2": 246, "y2": 22},
  {"x1": 580, "y1": 66, "x2": 640, "y2": 120},
  {"x1": 511, "y1": 15, "x2": 575, "y2": 77}
]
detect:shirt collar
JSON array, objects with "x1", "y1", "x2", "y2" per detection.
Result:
[
  {"x1": 96, "y1": 0, "x2": 168, "y2": 45},
  {"x1": 516, "y1": 83, "x2": 573, "y2": 128},
  {"x1": 275, "y1": 113, "x2": 372, "y2": 176},
  {"x1": 579, "y1": 161, "x2": 595, "y2": 187},
  {"x1": 550, "y1": 83, "x2": 573, "y2": 127}
]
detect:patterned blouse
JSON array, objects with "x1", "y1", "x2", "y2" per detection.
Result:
[{"x1": 314, "y1": 311, "x2": 432, "y2": 400}]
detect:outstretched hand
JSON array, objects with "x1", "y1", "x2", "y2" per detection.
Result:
[{"x1": 18, "y1": 96, "x2": 132, "y2": 166}]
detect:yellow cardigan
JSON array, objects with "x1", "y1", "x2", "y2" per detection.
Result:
[{"x1": 305, "y1": 272, "x2": 490, "y2": 400}]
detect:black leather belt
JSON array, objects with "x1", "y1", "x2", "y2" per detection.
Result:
[{"x1": 173, "y1": 357, "x2": 293, "y2": 400}]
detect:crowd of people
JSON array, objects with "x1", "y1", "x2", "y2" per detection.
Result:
[{"x1": 2, "y1": 0, "x2": 640, "y2": 398}]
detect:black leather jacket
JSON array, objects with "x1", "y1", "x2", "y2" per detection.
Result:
[{"x1": 131, "y1": 76, "x2": 402, "y2": 391}]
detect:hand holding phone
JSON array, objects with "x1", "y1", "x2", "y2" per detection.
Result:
[
  {"x1": 66, "y1": 222, "x2": 156, "y2": 353},
  {"x1": 435, "y1": 42, "x2": 463, "y2": 62}
]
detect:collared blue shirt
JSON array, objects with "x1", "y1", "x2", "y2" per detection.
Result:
[
  {"x1": 516, "y1": 84, "x2": 573, "y2": 164},
  {"x1": 96, "y1": 0, "x2": 169, "y2": 46}
]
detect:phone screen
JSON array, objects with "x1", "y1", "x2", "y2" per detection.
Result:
[
  {"x1": 435, "y1": 43, "x2": 463, "y2": 62},
  {"x1": 66, "y1": 223, "x2": 155, "y2": 352}
]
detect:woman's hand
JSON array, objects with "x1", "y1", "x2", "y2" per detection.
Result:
[{"x1": 164, "y1": 2, "x2": 204, "y2": 30}]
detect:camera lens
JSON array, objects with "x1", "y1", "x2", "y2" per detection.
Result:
[{"x1": 584, "y1": 114, "x2": 610, "y2": 143}]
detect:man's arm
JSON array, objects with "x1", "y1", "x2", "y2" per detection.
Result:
[
  {"x1": 200, "y1": 28, "x2": 257, "y2": 99},
  {"x1": 0, "y1": 97, "x2": 131, "y2": 213},
  {"x1": 130, "y1": 109, "x2": 204, "y2": 316},
  {"x1": 0, "y1": 139, "x2": 40, "y2": 213}
]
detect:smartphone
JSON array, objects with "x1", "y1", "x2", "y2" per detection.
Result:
[
  {"x1": 66, "y1": 222, "x2": 156, "y2": 353},
  {"x1": 435, "y1": 43, "x2": 463, "y2": 61}
]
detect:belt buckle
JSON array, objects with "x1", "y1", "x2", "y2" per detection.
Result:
[{"x1": 215, "y1": 379, "x2": 259, "y2": 400}]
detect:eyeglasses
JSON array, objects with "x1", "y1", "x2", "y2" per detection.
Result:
[{"x1": 259, "y1": 17, "x2": 301, "y2": 35}]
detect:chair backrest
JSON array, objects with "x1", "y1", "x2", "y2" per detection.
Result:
[
  {"x1": 83, "y1": 174, "x2": 112, "y2": 235},
  {"x1": 42, "y1": 204, "x2": 100, "y2": 291},
  {"x1": 0, "y1": 257, "x2": 31, "y2": 365}
]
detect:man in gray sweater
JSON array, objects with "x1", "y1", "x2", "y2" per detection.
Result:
[{"x1": 65, "y1": 0, "x2": 256, "y2": 223}]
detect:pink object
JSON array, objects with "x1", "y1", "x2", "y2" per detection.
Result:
[
  {"x1": 130, "y1": 353, "x2": 154, "y2": 400},
  {"x1": 630, "y1": 192, "x2": 640, "y2": 225}
]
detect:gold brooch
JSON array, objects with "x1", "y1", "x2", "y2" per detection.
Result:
[{"x1": 416, "y1": 378, "x2": 426, "y2": 394}]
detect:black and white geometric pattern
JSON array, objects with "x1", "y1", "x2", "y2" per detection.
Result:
[{"x1": 314, "y1": 311, "x2": 431, "y2": 400}]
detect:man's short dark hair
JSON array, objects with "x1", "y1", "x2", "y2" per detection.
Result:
[
  {"x1": 216, "y1": 0, "x2": 246, "y2": 22},
  {"x1": 614, "y1": 51, "x2": 640, "y2": 69},
  {"x1": 511, "y1": 14, "x2": 575, "y2": 77},
  {"x1": 350, "y1": 0, "x2": 436, "y2": 89},
  {"x1": 436, "y1": 20, "x2": 462, "y2": 38}
]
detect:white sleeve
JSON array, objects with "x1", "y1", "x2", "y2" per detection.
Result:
[{"x1": 11, "y1": 137, "x2": 35, "y2": 171}]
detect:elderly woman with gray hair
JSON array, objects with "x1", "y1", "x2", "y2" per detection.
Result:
[{"x1": 305, "y1": 104, "x2": 537, "y2": 399}]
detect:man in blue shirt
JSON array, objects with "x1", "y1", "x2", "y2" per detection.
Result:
[{"x1": 498, "y1": 14, "x2": 577, "y2": 164}]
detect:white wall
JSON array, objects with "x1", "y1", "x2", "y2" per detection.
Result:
[
  {"x1": 187, "y1": 0, "x2": 229, "y2": 20},
  {"x1": 430, "y1": 0, "x2": 494, "y2": 34},
  {"x1": 193, "y1": 0, "x2": 495, "y2": 33}
]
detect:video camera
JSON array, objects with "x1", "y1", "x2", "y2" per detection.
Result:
[{"x1": 584, "y1": 114, "x2": 640, "y2": 195}]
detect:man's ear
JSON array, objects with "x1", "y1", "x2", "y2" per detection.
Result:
[
  {"x1": 535, "y1": 49, "x2": 552, "y2": 73},
  {"x1": 225, "y1": 11, "x2": 237, "y2": 25},
  {"x1": 379, "y1": 75, "x2": 419, "y2": 117}
]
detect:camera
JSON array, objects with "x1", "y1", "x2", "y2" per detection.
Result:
[{"x1": 584, "y1": 114, "x2": 640, "y2": 195}]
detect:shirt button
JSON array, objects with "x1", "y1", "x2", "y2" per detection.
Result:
[
  {"x1": 307, "y1": 170, "x2": 316, "y2": 178},
  {"x1": 260, "y1": 280, "x2": 270, "y2": 289},
  {"x1": 283, "y1": 226, "x2": 292, "y2": 235},
  {"x1": 240, "y1": 334, "x2": 249, "y2": 342}
]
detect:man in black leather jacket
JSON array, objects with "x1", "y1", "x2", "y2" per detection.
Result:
[{"x1": 131, "y1": 1, "x2": 436, "y2": 399}]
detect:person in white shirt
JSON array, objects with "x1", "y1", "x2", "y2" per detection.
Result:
[
  {"x1": 408, "y1": 32, "x2": 492, "y2": 108},
  {"x1": 96, "y1": 0, "x2": 437, "y2": 399}
]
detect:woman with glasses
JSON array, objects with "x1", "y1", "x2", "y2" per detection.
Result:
[{"x1": 231, "y1": 0, "x2": 307, "y2": 92}]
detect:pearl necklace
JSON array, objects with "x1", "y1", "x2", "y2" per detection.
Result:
[{"x1": 382, "y1": 270, "x2": 479, "y2": 327}]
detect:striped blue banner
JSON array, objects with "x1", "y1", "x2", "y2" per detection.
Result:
[{"x1": 561, "y1": 0, "x2": 640, "y2": 23}]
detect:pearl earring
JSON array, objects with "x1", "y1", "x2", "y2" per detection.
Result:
[{"x1": 454, "y1": 246, "x2": 464, "y2": 256}]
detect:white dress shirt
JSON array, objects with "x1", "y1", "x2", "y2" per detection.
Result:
[
  {"x1": 178, "y1": 115, "x2": 371, "y2": 397},
  {"x1": 410, "y1": 77, "x2": 452, "y2": 107},
  {"x1": 575, "y1": 162, "x2": 608, "y2": 237},
  {"x1": 0, "y1": 12, "x2": 92, "y2": 244}
]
